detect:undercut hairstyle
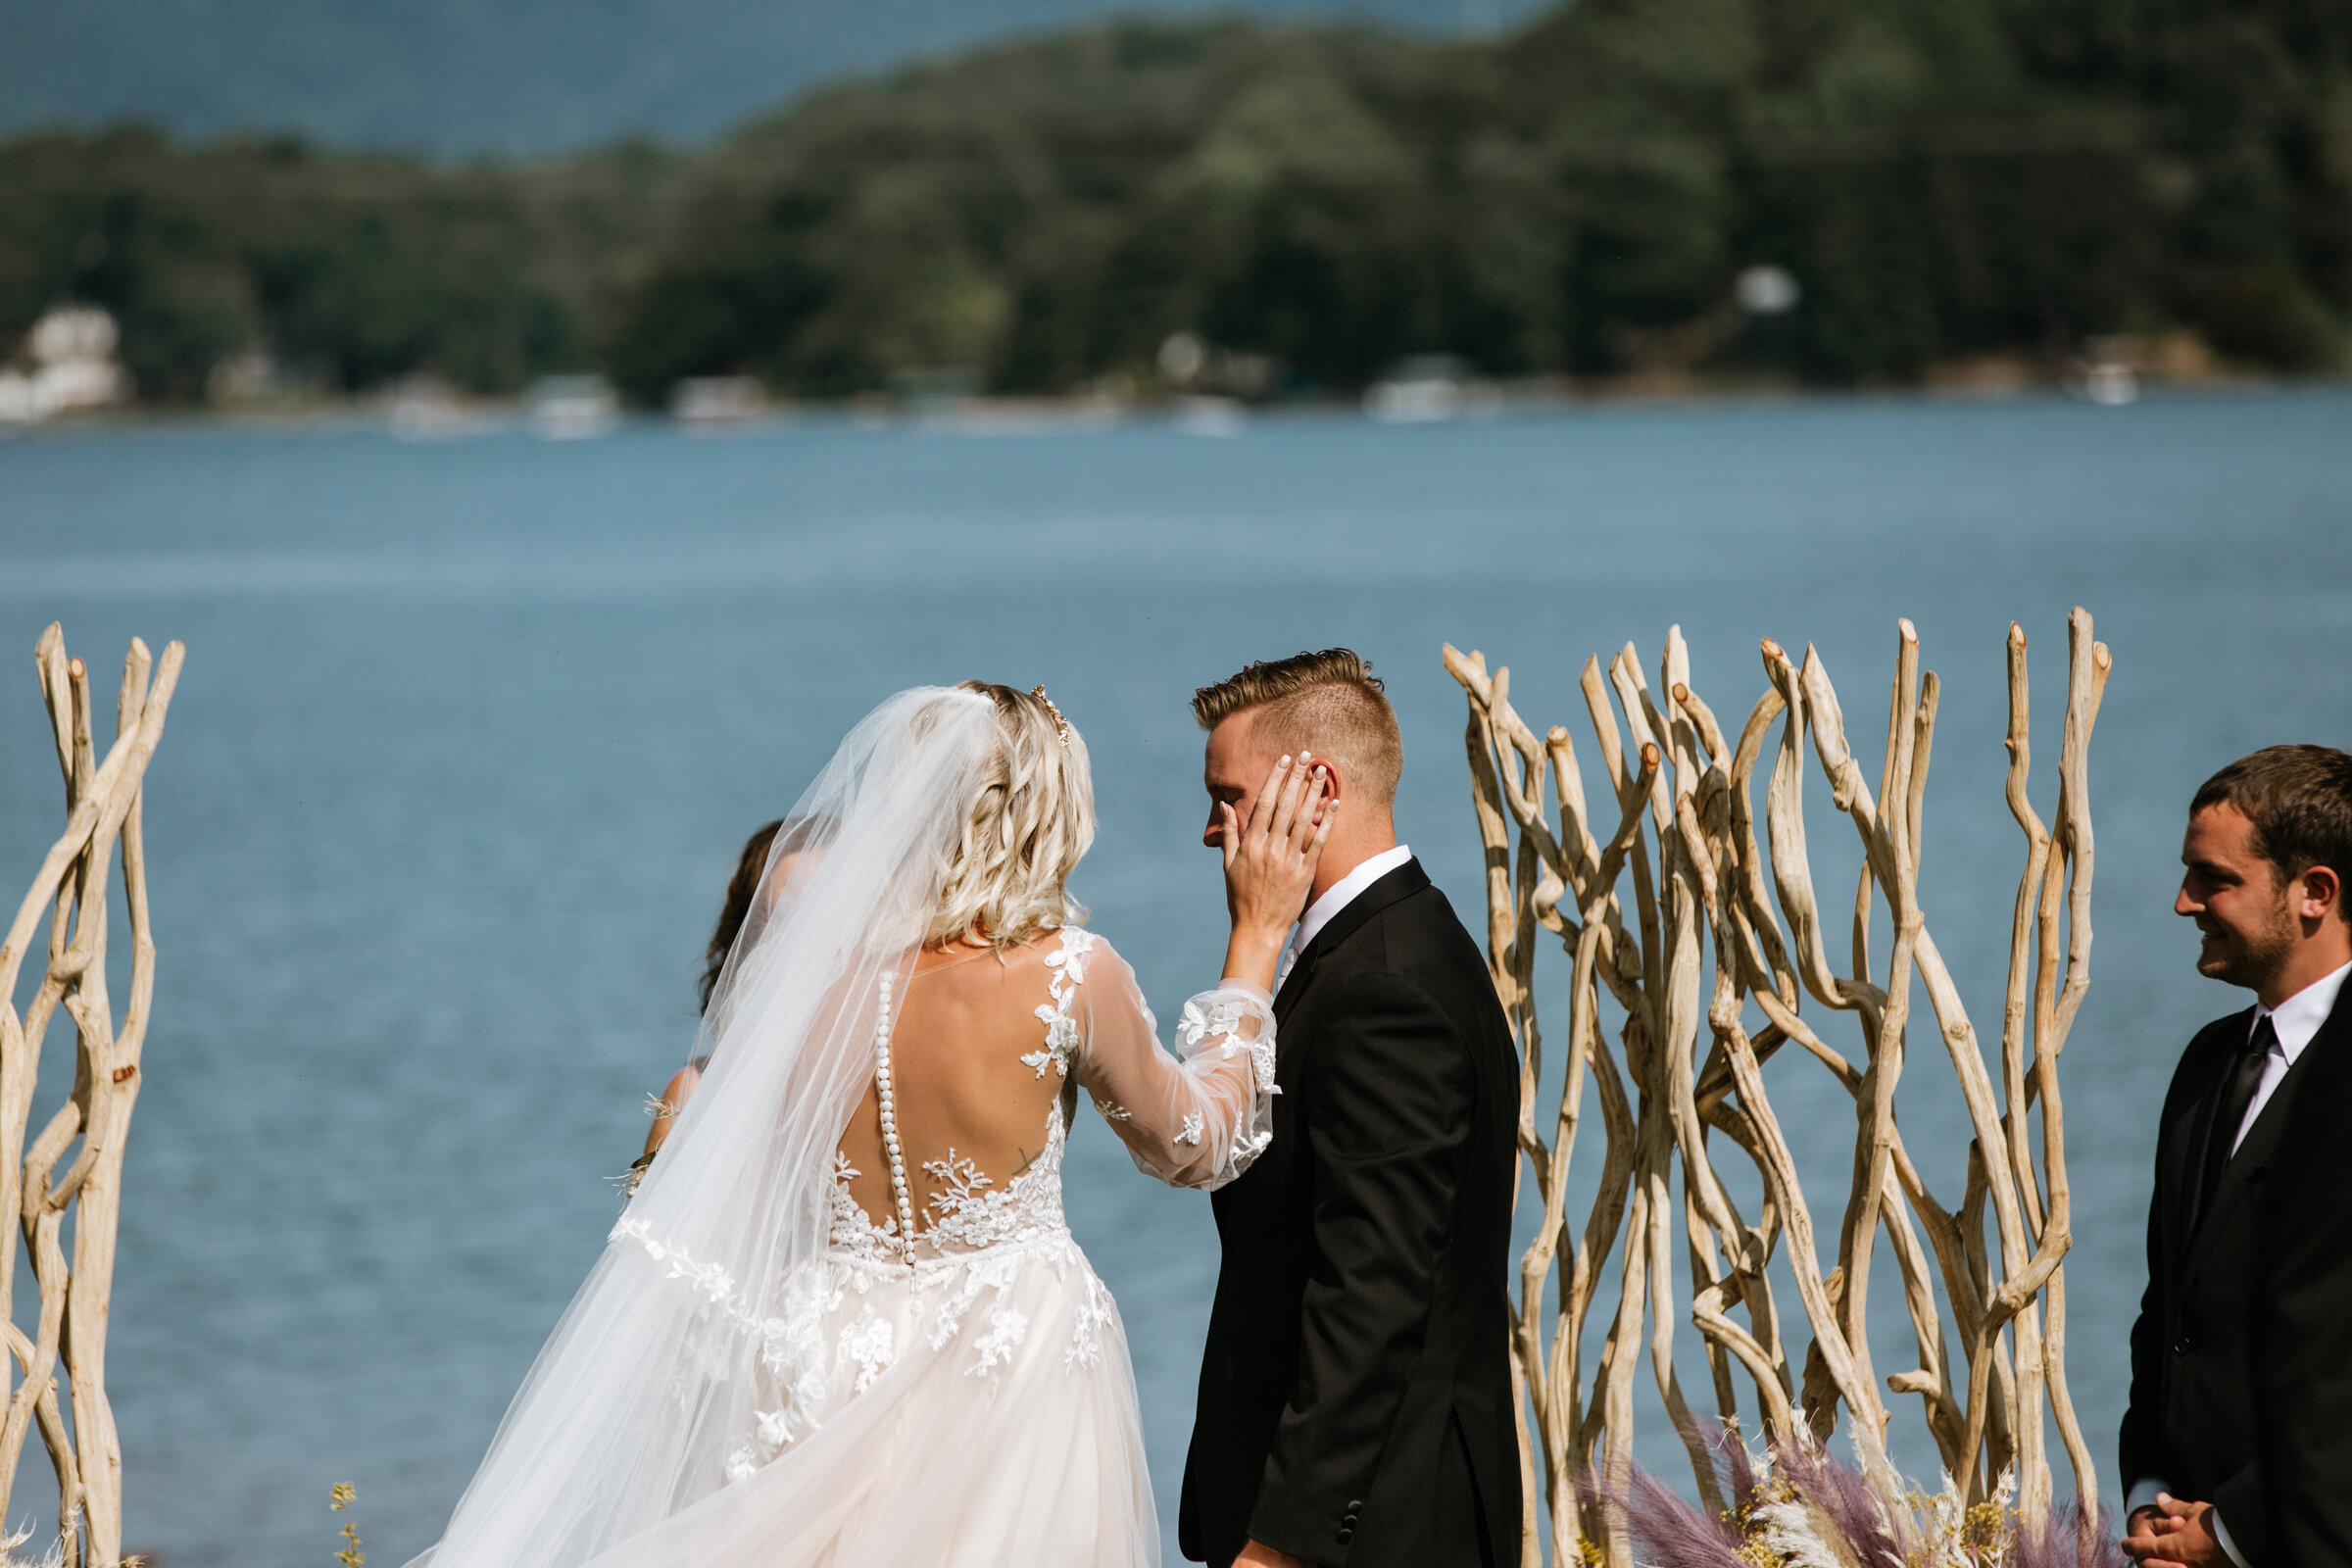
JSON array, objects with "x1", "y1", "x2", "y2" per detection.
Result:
[
  {"x1": 932, "y1": 681, "x2": 1096, "y2": 949},
  {"x1": 1192, "y1": 648, "x2": 1403, "y2": 807},
  {"x1": 2191, "y1": 744, "x2": 2352, "y2": 921}
]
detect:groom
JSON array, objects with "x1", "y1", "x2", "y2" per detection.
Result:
[{"x1": 1180, "y1": 650, "x2": 1520, "y2": 1568}]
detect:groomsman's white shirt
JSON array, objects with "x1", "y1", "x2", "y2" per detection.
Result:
[
  {"x1": 1274, "y1": 844, "x2": 1412, "y2": 994},
  {"x1": 2228, "y1": 958, "x2": 2350, "y2": 1154},
  {"x1": 2128, "y1": 956, "x2": 2352, "y2": 1565}
]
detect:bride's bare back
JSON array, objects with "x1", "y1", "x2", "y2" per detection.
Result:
[
  {"x1": 835, "y1": 937, "x2": 1064, "y2": 1234},
  {"x1": 834, "y1": 928, "x2": 1272, "y2": 1256}
]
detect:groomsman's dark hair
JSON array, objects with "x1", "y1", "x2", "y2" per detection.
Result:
[
  {"x1": 1193, "y1": 648, "x2": 1403, "y2": 805},
  {"x1": 2191, "y1": 744, "x2": 2352, "y2": 920}
]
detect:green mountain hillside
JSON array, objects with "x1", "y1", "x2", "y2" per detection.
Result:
[
  {"x1": 0, "y1": 0, "x2": 1541, "y2": 155},
  {"x1": 3, "y1": 1, "x2": 2344, "y2": 403}
]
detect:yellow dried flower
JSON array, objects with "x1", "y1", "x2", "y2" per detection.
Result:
[
  {"x1": 330, "y1": 1484, "x2": 365, "y2": 1568},
  {"x1": 1961, "y1": 1497, "x2": 2012, "y2": 1565}
]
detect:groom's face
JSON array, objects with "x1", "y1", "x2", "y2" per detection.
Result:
[{"x1": 1200, "y1": 711, "x2": 1279, "y2": 849}]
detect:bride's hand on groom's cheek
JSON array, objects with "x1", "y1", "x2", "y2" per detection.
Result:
[
  {"x1": 1222, "y1": 752, "x2": 1335, "y2": 930},
  {"x1": 1219, "y1": 753, "x2": 1336, "y2": 990}
]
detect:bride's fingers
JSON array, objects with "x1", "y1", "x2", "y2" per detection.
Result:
[
  {"x1": 1294, "y1": 756, "x2": 1326, "y2": 840},
  {"x1": 1248, "y1": 755, "x2": 1294, "y2": 844},
  {"x1": 1268, "y1": 752, "x2": 1311, "y2": 844},
  {"x1": 1287, "y1": 769, "x2": 1328, "y2": 856},
  {"x1": 1219, "y1": 802, "x2": 1240, "y2": 870},
  {"x1": 1306, "y1": 795, "x2": 1338, "y2": 860}
]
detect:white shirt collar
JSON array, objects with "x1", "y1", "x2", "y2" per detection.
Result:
[
  {"x1": 2255, "y1": 957, "x2": 2352, "y2": 1061},
  {"x1": 1284, "y1": 844, "x2": 1412, "y2": 979}
]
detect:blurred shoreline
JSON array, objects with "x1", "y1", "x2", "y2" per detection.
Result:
[{"x1": 0, "y1": 355, "x2": 2312, "y2": 443}]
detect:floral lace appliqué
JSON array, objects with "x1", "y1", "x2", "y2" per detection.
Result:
[
  {"x1": 970, "y1": 1306, "x2": 1030, "y2": 1374},
  {"x1": 608, "y1": 1213, "x2": 837, "y2": 1468},
  {"x1": 1067, "y1": 1273, "x2": 1115, "y2": 1370},
  {"x1": 918, "y1": 1108, "x2": 1071, "y2": 1254},
  {"x1": 1023, "y1": 925, "x2": 1096, "y2": 1078},
  {"x1": 839, "y1": 1306, "x2": 896, "y2": 1393},
  {"x1": 826, "y1": 1151, "x2": 911, "y2": 1265},
  {"x1": 1178, "y1": 992, "x2": 1278, "y2": 1096}
]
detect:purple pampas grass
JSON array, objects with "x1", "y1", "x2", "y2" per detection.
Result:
[
  {"x1": 1624, "y1": 1466, "x2": 1748, "y2": 1568},
  {"x1": 1701, "y1": 1422, "x2": 1761, "y2": 1505},
  {"x1": 2013, "y1": 1497, "x2": 2128, "y2": 1568},
  {"x1": 1769, "y1": 1435, "x2": 1906, "y2": 1568},
  {"x1": 1577, "y1": 1462, "x2": 1746, "y2": 1568}
]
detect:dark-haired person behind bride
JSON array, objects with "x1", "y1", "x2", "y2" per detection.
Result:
[
  {"x1": 633, "y1": 815, "x2": 808, "y2": 1174},
  {"x1": 415, "y1": 681, "x2": 1333, "y2": 1568}
]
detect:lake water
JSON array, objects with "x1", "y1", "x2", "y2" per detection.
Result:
[{"x1": 2, "y1": 387, "x2": 2348, "y2": 1565}]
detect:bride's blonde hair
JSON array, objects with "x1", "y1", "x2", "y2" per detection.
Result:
[{"x1": 929, "y1": 681, "x2": 1094, "y2": 949}]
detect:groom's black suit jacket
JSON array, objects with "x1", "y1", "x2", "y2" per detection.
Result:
[
  {"x1": 2122, "y1": 981, "x2": 2352, "y2": 1563},
  {"x1": 1178, "y1": 858, "x2": 1521, "y2": 1568}
]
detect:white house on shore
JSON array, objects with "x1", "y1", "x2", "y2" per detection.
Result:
[{"x1": 0, "y1": 305, "x2": 131, "y2": 424}]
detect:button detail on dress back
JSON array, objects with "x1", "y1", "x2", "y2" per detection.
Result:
[{"x1": 872, "y1": 970, "x2": 919, "y2": 1265}]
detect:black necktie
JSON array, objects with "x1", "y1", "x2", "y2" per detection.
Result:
[{"x1": 2199, "y1": 1012, "x2": 2278, "y2": 1210}]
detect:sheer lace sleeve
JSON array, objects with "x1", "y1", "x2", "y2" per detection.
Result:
[{"x1": 1063, "y1": 933, "x2": 1275, "y2": 1191}]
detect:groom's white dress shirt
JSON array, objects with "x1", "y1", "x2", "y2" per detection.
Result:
[
  {"x1": 1275, "y1": 844, "x2": 1411, "y2": 994},
  {"x1": 2128, "y1": 956, "x2": 2352, "y2": 1564}
]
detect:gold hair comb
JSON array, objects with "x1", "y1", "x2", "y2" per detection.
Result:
[{"x1": 1032, "y1": 686, "x2": 1071, "y2": 747}]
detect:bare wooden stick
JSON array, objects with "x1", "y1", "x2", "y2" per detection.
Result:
[{"x1": 0, "y1": 625, "x2": 182, "y2": 1567}]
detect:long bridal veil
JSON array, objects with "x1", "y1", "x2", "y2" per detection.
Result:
[{"x1": 416, "y1": 686, "x2": 1004, "y2": 1568}]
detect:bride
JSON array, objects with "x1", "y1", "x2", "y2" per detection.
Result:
[{"x1": 416, "y1": 680, "x2": 1333, "y2": 1568}]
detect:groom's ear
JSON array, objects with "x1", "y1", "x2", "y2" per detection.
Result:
[{"x1": 1311, "y1": 752, "x2": 1350, "y2": 803}]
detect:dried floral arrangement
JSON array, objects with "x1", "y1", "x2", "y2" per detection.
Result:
[
  {"x1": 1597, "y1": 1429, "x2": 2122, "y2": 1568},
  {"x1": 1443, "y1": 612, "x2": 2107, "y2": 1567},
  {"x1": 0, "y1": 625, "x2": 184, "y2": 1568}
]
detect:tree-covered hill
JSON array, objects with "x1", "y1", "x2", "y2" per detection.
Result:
[
  {"x1": 3, "y1": 0, "x2": 2345, "y2": 405},
  {"x1": 0, "y1": 0, "x2": 1544, "y2": 155},
  {"x1": 0, "y1": 132, "x2": 685, "y2": 401}
]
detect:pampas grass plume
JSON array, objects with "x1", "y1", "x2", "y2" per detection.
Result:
[{"x1": 1586, "y1": 1426, "x2": 2120, "y2": 1568}]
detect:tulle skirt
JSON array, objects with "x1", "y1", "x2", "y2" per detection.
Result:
[{"x1": 582, "y1": 1232, "x2": 1159, "y2": 1568}]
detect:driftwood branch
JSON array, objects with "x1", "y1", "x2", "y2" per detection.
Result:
[
  {"x1": 1, "y1": 624, "x2": 183, "y2": 1568},
  {"x1": 1446, "y1": 614, "x2": 2103, "y2": 1562}
]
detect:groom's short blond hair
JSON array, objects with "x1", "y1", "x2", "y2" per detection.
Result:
[{"x1": 1193, "y1": 649, "x2": 1402, "y2": 807}]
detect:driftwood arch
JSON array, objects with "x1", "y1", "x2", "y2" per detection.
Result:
[
  {"x1": 1446, "y1": 612, "x2": 2103, "y2": 1564},
  {"x1": 0, "y1": 625, "x2": 183, "y2": 1568}
]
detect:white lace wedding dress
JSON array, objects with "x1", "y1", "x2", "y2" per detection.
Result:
[
  {"x1": 414, "y1": 689, "x2": 1269, "y2": 1568},
  {"x1": 592, "y1": 927, "x2": 1273, "y2": 1568}
]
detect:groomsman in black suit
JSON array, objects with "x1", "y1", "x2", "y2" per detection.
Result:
[
  {"x1": 2123, "y1": 745, "x2": 2352, "y2": 1567},
  {"x1": 1179, "y1": 650, "x2": 1521, "y2": 1568}
]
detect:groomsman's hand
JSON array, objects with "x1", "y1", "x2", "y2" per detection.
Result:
[
  {"x1": 1234, "y1": 1541, "x2": 1308, "y2": 1568},
  {"x1": 2123, "y1": 1494, "x2": 2227, "y2": 1568}
]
